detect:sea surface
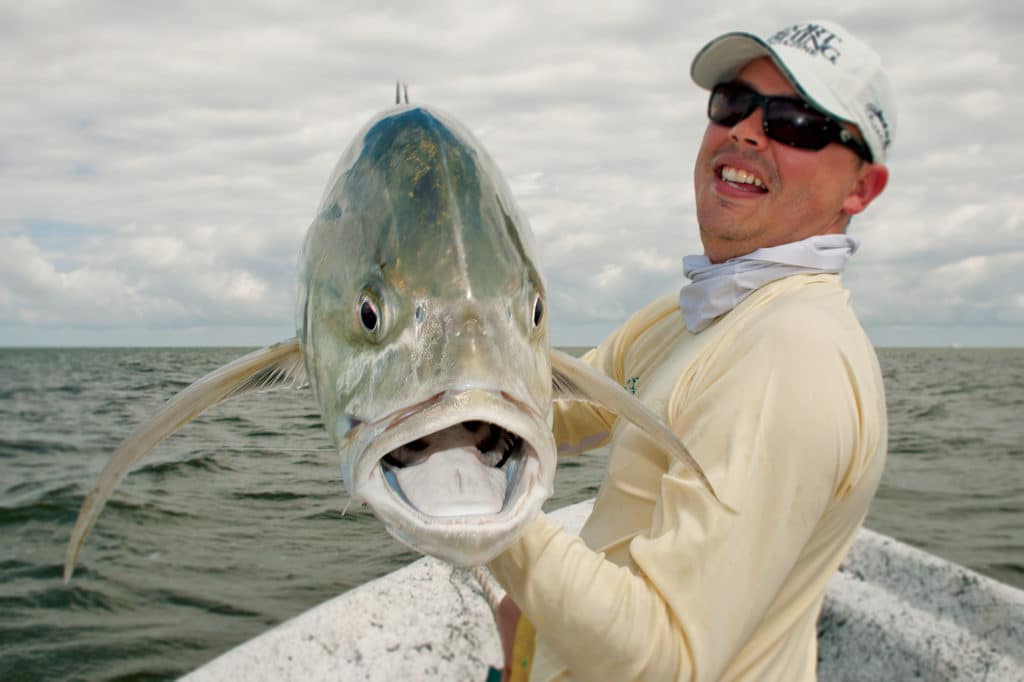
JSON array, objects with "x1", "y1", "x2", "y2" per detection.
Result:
[{"x1": 0, "y1": 346, "x2": 1021, "y2": 681}]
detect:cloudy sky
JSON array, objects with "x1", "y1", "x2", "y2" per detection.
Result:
[{"x1": 2, "y1": 1, "x2": 1021, "y2": 348}]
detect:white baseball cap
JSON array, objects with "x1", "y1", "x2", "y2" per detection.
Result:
[{"x1": 690, "y1": 20, "x2": 895, "y2": 163}]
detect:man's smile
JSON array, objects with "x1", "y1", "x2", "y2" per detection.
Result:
[{"x1": 716, "y1": 164, "x2": 768, "y2": 194}]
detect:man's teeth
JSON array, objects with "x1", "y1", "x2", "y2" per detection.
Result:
[{"x1": 721, "y1": 166, "x2": 765, "y2": 189}]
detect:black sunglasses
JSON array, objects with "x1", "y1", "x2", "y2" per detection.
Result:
[{"x1": 708, "y1": 81, "x2": 873, "y2": 162}]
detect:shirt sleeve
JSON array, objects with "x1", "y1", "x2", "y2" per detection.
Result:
[{"x1": 489, "y1": 312, "x2": 865, "y2": 681}]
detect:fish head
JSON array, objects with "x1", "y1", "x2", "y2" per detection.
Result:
[{"x1": 297, "y1": 106, "x2": 555, "y2": 565}]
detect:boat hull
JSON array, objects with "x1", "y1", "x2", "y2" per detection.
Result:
[{"x1": 184, "y1": 500, "x2": 1024, "y2": 681}]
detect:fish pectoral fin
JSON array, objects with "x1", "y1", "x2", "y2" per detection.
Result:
[
  {"x1": 63, "y1": 338, "x2": 306, "y2": 583},
  {"x1": 549, "y1": 348, "x2": 733, "y2": 512}
]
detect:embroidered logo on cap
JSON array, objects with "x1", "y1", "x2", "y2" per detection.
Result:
[
  {"x1": 768, "y1": 23, "x2": 843, "y2": 65},
  {"x1": 866, "y1": 102, "x2": 892, "y2": 150}
]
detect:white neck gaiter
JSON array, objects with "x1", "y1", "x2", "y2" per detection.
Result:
[{"x1": 678, "y1": 234, "x2": 859, "y2": 333}]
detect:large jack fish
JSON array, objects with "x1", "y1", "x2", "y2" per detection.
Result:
[{"x1": 64, "y1": 104, "x2": 721, "y2": 579}]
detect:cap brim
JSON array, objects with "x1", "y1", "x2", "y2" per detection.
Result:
[{"x1": 691, "y1": 32, "x2": 774, "y2": 90}]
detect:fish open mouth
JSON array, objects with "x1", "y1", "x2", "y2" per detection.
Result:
[
  {"x1": 348, "y1": 388, "x2": 555, "y2": 564},
  {"x1": 378, "y1": 420, "x2": 529, "y2": 517}
]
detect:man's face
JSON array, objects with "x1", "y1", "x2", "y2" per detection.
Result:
[{"x1": 693, "y1": 57, "x2": 870, "y2": 263}]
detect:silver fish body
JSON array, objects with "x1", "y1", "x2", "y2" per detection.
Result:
[{"x1": 299, "y1": 106, "x2": 556, "y2": 563}]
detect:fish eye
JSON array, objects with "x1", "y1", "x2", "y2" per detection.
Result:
[
  {"x1": 359, "y1": 296, "x2": 380, "y2": 333},
  {"x1": 532, "y1": 293, "x2": 544, "y2": 328},
  {"x1": 414, "y1": 304, "x2": 425, "y2": 323}
]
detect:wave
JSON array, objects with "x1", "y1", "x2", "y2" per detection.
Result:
[
  {"x1": 134, "y1": 453, "x2": 233, "y2": 476},
  {"x1": 0, "y1": 437, "x2": 80, "y2": 457},
  {"x1": 230, "y1": 490, "x2": 308, "y2": 502},
  {"x1": 0, "y1": 483, "x2": 81, "y2": 527}
]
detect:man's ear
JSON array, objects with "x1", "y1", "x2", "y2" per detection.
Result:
[{"x1": 842, "y1": 164, "x2": 889, "y2": 216}]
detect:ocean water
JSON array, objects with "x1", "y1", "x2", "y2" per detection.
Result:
[{"x1": 0, "y1": 346, "x2": 1021, "y2": 681}]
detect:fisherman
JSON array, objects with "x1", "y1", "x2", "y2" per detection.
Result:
[{"x1": 489, "y1": 19, "x2": 894, "y2": 681}]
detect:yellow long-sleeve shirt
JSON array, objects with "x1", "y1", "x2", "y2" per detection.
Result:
[{"x1": 489, "y1": 274, "x2": 887, "y2": 681}]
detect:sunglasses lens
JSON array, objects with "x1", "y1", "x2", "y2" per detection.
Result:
[
  {"x1": 708, "y1": 83, "x2": 755, "y2": 127},
  {"x1": 765, "y1": 100, "x2": 832, "y2": 150}
]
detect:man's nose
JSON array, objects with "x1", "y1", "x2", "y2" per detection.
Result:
[{"x1": 729, "y1": 106, "x2": 768, "y2": 150}]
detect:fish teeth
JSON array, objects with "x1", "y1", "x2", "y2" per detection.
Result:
[
  {"x1": 384, "y1": 448, "x2": 428, "y2": 468},
  {"x1": 385, "y1": 424, "x2": 521, "y2": 473},
  {"x1": 478, "y1": 432, "x2": 514, "y2": 467},
  {"x1": 478, "y1": 451, "x2": 502, "y2": 466}
]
